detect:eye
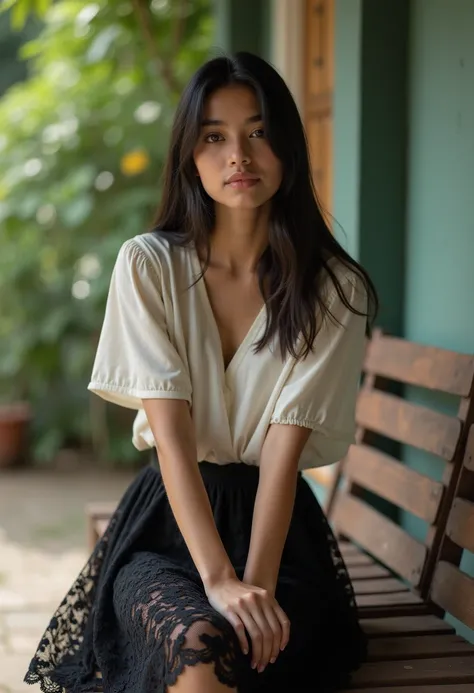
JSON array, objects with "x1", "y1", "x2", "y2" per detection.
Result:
[
  {"x1": 250, "y1": 128, "x2": 265, "y2": 138},
  {"x1": 204, "y1": 132, "x2": 223, "y2": 143}
]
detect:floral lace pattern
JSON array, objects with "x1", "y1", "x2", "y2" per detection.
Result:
[
  {"x1": 24, "y1": 512, "x2": 119, "y2": 693},
  {"x1": 113, "y1": 553, "x2": 244, "y2": 690}
]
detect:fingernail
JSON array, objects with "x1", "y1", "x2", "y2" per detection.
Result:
[
  {"x1": 251, "y1": 661, "x2": 256, "y2": 669},
  {"x1": 258, "y1": 664, "x2": 264, "y2": 673},
  {"x1": 270, "y1": 657, "x2": 276, "y2": 664}
]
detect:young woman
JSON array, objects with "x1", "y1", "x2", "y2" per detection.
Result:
[{"x1": 26, "y1": 52, "x2": 377, "y2": 693}]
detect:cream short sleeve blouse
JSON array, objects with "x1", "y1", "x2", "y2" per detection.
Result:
[{"x1": 88, "y1": 233, "x2": 367, "y2": 471}]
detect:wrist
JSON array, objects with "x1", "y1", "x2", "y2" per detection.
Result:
[
  {"x1": 243, "y1": 568, "x2": 277, "y2": 595},
  {"x1": 201, "y1": 563, "x2": 236, "y2": 592}
]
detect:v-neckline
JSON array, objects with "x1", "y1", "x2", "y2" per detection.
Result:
[{"x1": 191, "y1": 248, "x2": 266, "y2": 378}]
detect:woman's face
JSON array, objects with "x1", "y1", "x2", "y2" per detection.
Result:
[{"x1": 193, "y1": 85, "x2": 283, "y2": 210}]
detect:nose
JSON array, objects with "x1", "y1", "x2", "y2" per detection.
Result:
[{"x1": 228, "y1": 137, "x2": 251, "y2": 167}]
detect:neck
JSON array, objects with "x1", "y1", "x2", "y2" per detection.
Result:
[{"x1": 206, "y1": 203, "x2": 271, "y2": 274}]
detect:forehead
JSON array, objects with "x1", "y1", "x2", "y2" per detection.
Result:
[{"x1": 202, "y1": 85, "x2": 260, "y2": 120}]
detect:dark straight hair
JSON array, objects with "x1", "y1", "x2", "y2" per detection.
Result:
[{"x1": 152, "y1": 51, "x2": 378, "y2": 360}]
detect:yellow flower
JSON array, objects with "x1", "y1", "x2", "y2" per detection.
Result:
[{"x1": 120, "y1": 149, "x2": 150, "y2": 176}]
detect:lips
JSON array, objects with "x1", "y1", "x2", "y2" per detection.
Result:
[{"x1": 225, "y1": 171, "x2": 260, "y2": 188}]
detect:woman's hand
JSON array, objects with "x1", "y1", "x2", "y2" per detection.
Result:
[{"x1": 205, "y1": 576, "x2": 290, "y2": 672}]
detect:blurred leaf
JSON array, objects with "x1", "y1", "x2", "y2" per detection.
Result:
[
  {"x1": 11, "y1": 0, "x2": 31, "y2": 30},
  {"x1": 60, "y1": 194, "x2": 94, "y2": 227},
  {"x1": 34, "y1": 427, "x2": 63, "y2": 462},
  {"x1": 86, "y1": 25, "x2": 121, "y2": 63},
  {"x1": 2, "y1": 0, "x2": 53, "y2": 24},
  {"x1": 40, "y1": 306, "x2": 71, "y2": 342},
  {"x1": 35, "y1": 0, "x2": 51, "y2": 14},
  {"x1": 16, "y1": 192, "x2": 42, "y2": 219}
]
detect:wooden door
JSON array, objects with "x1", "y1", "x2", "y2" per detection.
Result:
[{"x1": 304, "y1": 0, "x2": 334, "y2": 216}]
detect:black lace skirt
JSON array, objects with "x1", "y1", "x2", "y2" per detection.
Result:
[{"x1": 25, "y1": 459, "x2": 367, "y2": 693}]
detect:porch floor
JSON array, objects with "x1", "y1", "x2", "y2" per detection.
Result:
[{"x1": 0, "y1": 465, "x2": 134, "y2": 693}]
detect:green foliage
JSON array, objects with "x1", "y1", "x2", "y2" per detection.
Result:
[
  {"x1": 0, "y1": 0, "x2": 214, "y2": 464},
  {"x1": 1, "y1": 0, "x2": 51, "y2": 31},
  {"x1": 0, "y1": 8, "x2": 40, "y2": 95}
]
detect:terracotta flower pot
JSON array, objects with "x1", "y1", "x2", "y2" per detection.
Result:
[{"x1": 0, "y1": 402, "x2": 31, "y2": 469}]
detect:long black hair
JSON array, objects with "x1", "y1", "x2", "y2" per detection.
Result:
[{"x1": 152, "y1": 51, "x2": 378, "y2": 360}]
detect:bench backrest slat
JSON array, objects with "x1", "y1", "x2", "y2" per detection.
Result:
[
  {"x1": 431, "y1": 562, "x2": 474, "y2": 631},
  {"x1": 326, "y1": 329, "x2": 474, "y2": 596},
  {"x1": 430, "y1": 426, "x2": 474, "y2": 630},
  {"x1": 446, "y1": 498, "x2": 474, "y2": 553},
  {"x1": 356, "y1": 390, "x2": 461, "y2": 460},
  {"x1": 332, "y1": 494, "x2": 427, "y2": 584},
  {"x1": 343, "y1": 445, "x2": 444, "y2": 523},
  {"x1": 365, "y1": 335, "x2": 474, "y2": 397}
]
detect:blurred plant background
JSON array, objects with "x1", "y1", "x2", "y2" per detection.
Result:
[{"x1": 0, "y1": 0, "x2": 214, "y2": 466}]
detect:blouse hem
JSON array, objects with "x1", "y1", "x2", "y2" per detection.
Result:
[
  {"x1": 88, "y1": 381, "x2": 192, "y2": 403},
  {"x1": 269, "y1": 416, "x2": 354, "y2": 440}
]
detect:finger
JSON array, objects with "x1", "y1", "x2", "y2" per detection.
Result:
[
  {"x1": 262, "y1": 605, "x2": 282, "y2": 664},
  {"x1": 237, "y1": 609, "x2": 263, "y2": 670},
  {"x1": 247, "y1": 606, "x2": 275, "y2": 672},
  {"x1": 273, "y1": 603, "x2": 291, "y2": 651},
  {"x1": 225, "y1": 611, "x2": 249, "y2": 656}
]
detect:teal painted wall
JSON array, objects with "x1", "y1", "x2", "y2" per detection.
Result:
[
  {"x1": 214, "y1": 0, "x2": 271, "y2": 59},
  {"x1": 358, "y1": 1, "x2": 409, "y2": 338},
  {"x1": 403, "y1": 0, "x2": 474, "y2": 643},
  {"x1": 333, "y1": 0, "x2": 363, "y2": 261},
  {"x1": 334, "y1": 0, "x2": 409, "y2": 337},
  {"x1": 331, "y1": 1, "x2": 409, "y2": 520}
]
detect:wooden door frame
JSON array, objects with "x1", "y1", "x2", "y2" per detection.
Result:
[{"x1": 271, "y1": 0, "x2": 334, "y2": 214}]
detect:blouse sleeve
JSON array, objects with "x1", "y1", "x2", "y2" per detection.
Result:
[
  {"x1": 270, "y1": 271, "x2": 367, "y2": 467},
  {"x1": 88, "y1": 238, "x2": 192, "y2": 409}
]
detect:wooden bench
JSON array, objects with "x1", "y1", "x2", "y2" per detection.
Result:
[
  {"x1": 86, "y1": 501, "x2": 117, "y2": 550},
  {"x1": 344, "y1": 424, "x2": 474, "y2": 690},
  {"x1": 306, "y1": 329, "x2": 474, "y2": 617}
]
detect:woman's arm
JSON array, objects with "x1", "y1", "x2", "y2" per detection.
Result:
[
  {"x1": 243, "y1": 423, "x2": 312, "y2": 594},
  {"x1": 143, "y1": 398, "x2": 235, "y2": 586},
  {"x1": 143, "y1": 399, "x2": 289, "y2": 671}
]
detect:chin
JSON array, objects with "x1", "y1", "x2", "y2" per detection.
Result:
[
  {"x1": 229, "y1": 200, "x2": 266, "y2": 210},
  {"x1": 210, "y1": 188, "x2": 273, "y2": 210},
  {"x1": 225, "y1": 191, "x2": 272, "y2": 209}
]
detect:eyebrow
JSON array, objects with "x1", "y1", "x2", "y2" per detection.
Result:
[{"x1": 200, "y1": 114, "x2": 262, "y2": 127}]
